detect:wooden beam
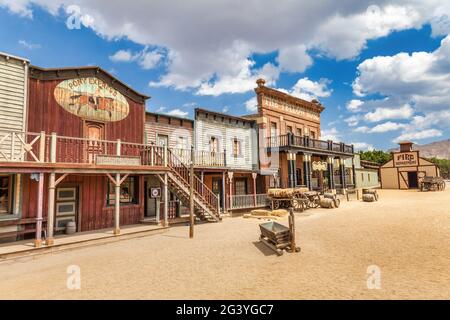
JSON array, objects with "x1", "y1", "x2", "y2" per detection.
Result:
[{"x1": 55, "y1": 173, "x2": 69, "y2": 187}]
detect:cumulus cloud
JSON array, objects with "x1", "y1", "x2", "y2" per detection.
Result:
[
  {"x1": 109, "y1": 48, "x2": 163, "y2": 70},
  {"x1": 368, "y1": 121, "x2": 406, "y2": 133},
  {"x1": 245, "y1": 97, "x2": 258, "y2": 113},
  {"x1": 346, "y1": 99, "x2": 364, "y2": 112},
  {"x1": 320, "y1": 127, "x2": 340, "y2": 141},
  {"x1": 393, "y1": 129, "x2": 443, "y2": 143},
  {"x1": 2, "y1": 0, "x2": 448, "y2": 96},
  {"x1": 364, "y1": 104, "x2": 414, "y2": 122},
  {"x1": 352, "y1": 142, "x2": 374, "y2": 151},
  {"x1": 279, "y1": 77, "x2": 332, "y2": 102}
]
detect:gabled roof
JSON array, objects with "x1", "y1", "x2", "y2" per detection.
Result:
[{"x1": 29, "y1": 65, "x2": 150, "y2": 104}]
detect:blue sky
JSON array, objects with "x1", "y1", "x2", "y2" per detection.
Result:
[{"x1": 1, "y1": 1, "x2": 449, "y2": 151}]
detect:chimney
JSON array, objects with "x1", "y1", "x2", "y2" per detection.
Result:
[{"x1": 399, "y1": 141, "x2": 413, "y2": 152}]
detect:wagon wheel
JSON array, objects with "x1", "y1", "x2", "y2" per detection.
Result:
[
  {"x1": 334, "y1": 198, "x2": 341, "y2": 208},
  {"x1": 292, "y1": 197, "x2": 304, "y2": 212},
  {"x1": 272, "y1": 200, "x2": 280, "y2": 210},
  {"x1": 308, "y1": 195, "x2": 321, "y2": 208}
]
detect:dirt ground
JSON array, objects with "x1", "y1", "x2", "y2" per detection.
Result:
[{"x1": 1, "y1": 188, "x2": 450, "y2": 299}]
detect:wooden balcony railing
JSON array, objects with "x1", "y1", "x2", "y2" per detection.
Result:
[
  {"x1": 171, "y1": 148, "x2": 225, "y2": 167},
  {"x1": 227, "y1": 194, "x2": 268, "y2": 210},
  {"x1": 0, "y1": 130, "x2": 167, "y2": 167},
  {"x1": 265, "y1": 133, "x2": 354, "y2": 154}
]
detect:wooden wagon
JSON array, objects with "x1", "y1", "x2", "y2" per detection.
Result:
[
  {"x1": 267, "y1": 188, "x2": 308, "y2": 211},
  {"x1": 420, "y1": 176, "x2": 446, "y2": 192}
]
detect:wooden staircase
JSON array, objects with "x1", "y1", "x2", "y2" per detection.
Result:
[{"x1": 166, "y1": 149, "x2": 221, "y2": 222}]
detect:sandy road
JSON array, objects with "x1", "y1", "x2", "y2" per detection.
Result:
[{"x1": 0, "y1": 188, "x2": 449, "y2": 299}]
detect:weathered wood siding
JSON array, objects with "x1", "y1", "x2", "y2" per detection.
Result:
[
  {"x1": 0, "y1": 53, "x2": 28, "y2": 158},
  {"x1": 21, "y1": 174, "x2": 144, "y2": 231},
  {"x1": 144, "y1": 113, "x2": 193, "y2": 148},
  {"x1": 195, "y1": 113, "x2": 258, "y2": 171},
  {"x1": 27, "y1": 78, "x2": 145, "y2": 144}
]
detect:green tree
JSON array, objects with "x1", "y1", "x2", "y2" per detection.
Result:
[
  {"x1": 427, "y1": 157, "x2": 450, "y2": 178},
  {"x1": 359, "y1": 150, "x2": 392, "y2": 165}
]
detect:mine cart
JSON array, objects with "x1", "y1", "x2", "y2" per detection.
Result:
[
  {"x1": 420, "y1": 176, "x2": 446, "y2": 191},
  {"x1": 259, "y1": 209, "x2": 301, "y2": 256},
  {"x1": 267, "y1": 188, "x2": 308, "y2": 211}
]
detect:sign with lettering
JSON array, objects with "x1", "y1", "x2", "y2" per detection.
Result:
[
  {"x1": 393, "y1": 152, "x2": 418, "y2": 167},
  {"x1": 54, "y1": 77, "x2": 130, "y2": 122},
  {"x1": 96, "y1": 155, "x2": 141, "y2": 166},
  {"x1": 262, "y1": 96, "x2": 320, "y2": 122},
  {"x1": 312, "y1": 161, "x2": 327, "y2": 171}
]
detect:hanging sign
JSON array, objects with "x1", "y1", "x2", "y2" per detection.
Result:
[
  {"x1": 312, "y1": 161, "x2": 327, "y2": 171},
  {"x1": 54, "y1": 77, "x2": 130, "y2": 122}
]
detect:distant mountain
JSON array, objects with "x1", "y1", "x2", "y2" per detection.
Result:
[{"x1": 389, "y1": 139, "x2": 450, "y2": 159}]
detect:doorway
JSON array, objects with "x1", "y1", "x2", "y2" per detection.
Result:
[
  {"x1": 407, "y1": 171, "x2": 418, "y2": 189},
  {"x1": 55, "y1": 187, "x2": 78, "y2": 232},
  {"x1": 212, "y1": 177, "x2": 223, "y2": 209},
  {"x1": 84, "y1": 121, "x2": 105, "y2": 163}
]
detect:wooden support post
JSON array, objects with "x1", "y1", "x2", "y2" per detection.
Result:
[
  {"x1": 39, "y1": 131, "x2": 46, "y2": 162},
  {"x1": 50, "y1": 132, "x2": 57, "y2": 163},
  {"x1": 46, "y1": 172, "x2": 56, "y2": 245},
  {"x1": 164, "y1": 144, "x2": 168, "y2": 167},
  {"x1": 222, "y1": 171, "x2": 227, "y2": 213},
  {"x1": 10, "y1": 132, "x2": 16, "y2": 161},
  {"x1": 228, "y1": 171, "x2": 234, "y2": 211},
  {"x1": 116, "y1": 139, "x2": 121, "y2": 156},
  {"x1": 189, "y1": 146, "x2": 195, "y2": 238},
  {"x1": 34, "y1": 172, "x2": 44, "y2": 247},
  {"x1": 114, "y1": 173, "x2": 121, "y2": 235},
  {"x1": 163, "y1": 173, "x2": 168, "y2": 227},
  {"x1": 252, "y1": 172, "x2": 257, "y2": 207}
]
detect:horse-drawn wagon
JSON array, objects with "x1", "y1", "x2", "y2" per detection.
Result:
[
  {"x1": 267, "y1": 188, "x2": 321, "y2": 211},
  {"x1": 420, "y1": 176, "x2": 446, "y2": 191}
]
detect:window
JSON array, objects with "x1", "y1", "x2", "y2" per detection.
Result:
[
  {"x1": 209, "y1": 136, "x2": 218, "y2": 153},
  {"x1": 0, "y1": 176, "x2": 12, "y2": 215},
  {"x1": 270, "y1": 122, "x2": 277, "y2": 137},
  {"x1": 157, "y1": 134, "x2": 169, "y2": 146},
  {"x1": 296, "y1": 128, "x2": 302, "y2": 136},
  {"x1": 287, "y1": 126, "x2": 293, "y2": 134},
  {"x1": 232, "y1": 138, "x2": 241, "y2": 157},
  {"x1": 234, "y1": 178, "x2": 247, "y2": 195},
  {"x1": 310, "y1": 131, "x2": 316, "y2": 139},
  {"x1": 368, "y1": 174, "x2": 371, "y2": 182},
  {"x1": 177, "y1": 136, "x2": 188, "y2": 149},
  {"x1": 107, "y1": 176, "x2": 139, "y2": 205},
  {"x1": 361, "y1": 173, "x2": 364, "y2": 182}
]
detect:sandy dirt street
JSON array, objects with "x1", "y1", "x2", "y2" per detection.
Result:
[{"x1": 1, "y1": 188, "x2": 449, "y2": 299}]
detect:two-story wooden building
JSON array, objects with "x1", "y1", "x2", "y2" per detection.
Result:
[
  {"x1": 250, "y1": 78, "x2": 355, "y2": 193},
  {"x1": 0, "y1": 53, "x2": 220, "y2": 245}
]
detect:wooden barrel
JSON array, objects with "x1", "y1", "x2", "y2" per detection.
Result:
[
  {"x1": 66, "y1": 221, "x2": 76, "y2": 234},
  {"x1": 362, "y1": 194, "x2": 375, "y2": 202},
  {"x1": 320, "y1": 198, "x2": 335, "y2": 209}
]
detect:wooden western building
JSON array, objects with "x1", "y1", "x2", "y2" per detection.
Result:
[
  {"x1": 248, "y1": 78, "x2": 355, "y2": 193},
  {"x1": 380, "y1": 141, "x2": 441, "y2": 189},
  {"x1": 0, "y1": 53, "x2": 220, "y2": 245}
]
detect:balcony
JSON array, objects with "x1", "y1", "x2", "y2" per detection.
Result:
[
  {"x1": 171, "y1": 148, "x2": 225, "y2": 167},
  {"x1": 265, "y1": 134, "x2": 354, "y2": 155},
  {"x1": 0, "y1": 130, "x2": 167, "y2": 170}
]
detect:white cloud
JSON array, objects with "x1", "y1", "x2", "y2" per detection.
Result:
[
  {"x1": 222, "y1": 106, "x2": 229, "y2": 113},
  {"x1": 109, "y1": 50, "x2": 134, "y2": 62},
  {"x1": 110, "y1": 48, "x2": 163, "y2": 70},
  {"x1": 320, "y1": 127, "x2": 340, "y2": 141},
  {"x1": 354, "y1": 126, "x2": 369, "y2": 133},
  {"x1": 280, "y1": 77, "x2": 332, "y2": 102},
  {"x1": 166, "y1": 108, "x2": 189, "y2": 118},
  {"x1": 352, "y1": 142, "x2": 374, "y2": 151},
  {"x1": 245, "y1": 97, "x2": 258, "y2": 113},
  {"x1": 277, "y1": 45, "x2": 313, "y2": 73},
  {"x1": 3, "y1": 1, "x2": 448, "y2": 96},
  {"x1": 393, "y1": 129, "x2": 443, "y2": 143},
  {"x1": 345, "y1": 115, "x2": 361, "y2": 127},
  {"x1": 364, "y1": 104, "x2": 414, "y2": 122},
  {"x1": 346, "y1": 99, "x2": 364, "y2": 112},
  {"x1": 368, "y1": 121, "x2": 406, "y2": 133},
  {"x1": 18, "y1": 39, "x2": 41, "y2": 49}
]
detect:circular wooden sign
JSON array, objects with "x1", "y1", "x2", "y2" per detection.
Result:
[{"x1": 54, "y1": 77, "x2": 130, "y2": 122}]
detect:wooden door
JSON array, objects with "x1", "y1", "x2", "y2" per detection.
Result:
[
  {"x1": 55, "y1": 187, "x2": 78, "y2": 232},
  {"x1": 84, "y1": 121, "x2": 105, "y2": 163}
]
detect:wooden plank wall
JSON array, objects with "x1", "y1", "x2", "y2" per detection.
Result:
[
  {"x1": 0, "y1": 54, "x2": 27, "y2": 158},
  {"x1": 144, "y1": 113, "x2": 193, "y2": 148},
  {"x1": 195, "y1": 114, "x2": 258, "y2": 171},
  {"x1": 27, "y1": 78, "x2": 144, "y2": 144},
  {"x1": 21, "y1": 174, "x2": 144, "y2": 231}
]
